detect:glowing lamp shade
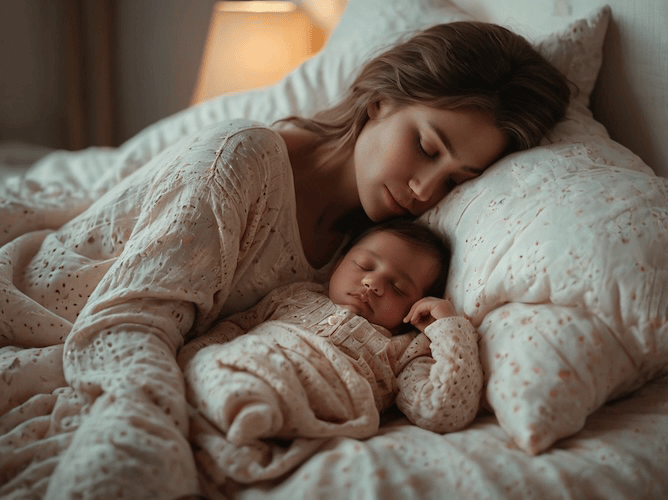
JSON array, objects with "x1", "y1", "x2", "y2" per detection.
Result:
[{"x1": 191, "y1": 1, "x2": 325, "y2": 104}]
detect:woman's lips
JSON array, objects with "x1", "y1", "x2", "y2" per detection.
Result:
[{"x1": 385, "y1": 187, "x2": 408, "y2": 216}]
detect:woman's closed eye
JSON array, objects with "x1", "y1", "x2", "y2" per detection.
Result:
[{"x1": 417, "y1": 138, "x2": 439, "y2": 160}]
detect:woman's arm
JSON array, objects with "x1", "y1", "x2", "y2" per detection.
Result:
[
  {"x1": 395, "y1": 316, "x2": 483, "y2": 434},
  {"x1": 47, "y1": 123, "x2": 291, "y2": 499}
]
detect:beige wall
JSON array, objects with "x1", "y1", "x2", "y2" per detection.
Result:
[
  {"x1": 0, "y1": 0, "x2": 345, "y2": 151},
  {"x1": 114, "y1": 0, "x2": 217, "y2": 144},
  {"x1": 0, "y1": 1, "x2": 68, "y2": 149},
  {"x1": 0, "y1": 0, "x2": 216, "y2": 150}
]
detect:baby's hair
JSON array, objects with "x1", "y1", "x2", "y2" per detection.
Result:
[
  {"x1": 280, "y1": 21, "x2": 570, "y2": 166},
  {"x1": 344, "y1": 218, "x2": 451, "y2": 298}
]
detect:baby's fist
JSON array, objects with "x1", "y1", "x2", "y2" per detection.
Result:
[{"x1": 404, "y1": 297, "x2": 456, "y2": 332}]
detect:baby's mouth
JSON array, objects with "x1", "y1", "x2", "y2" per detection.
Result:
[{"x1": 350, "y1": 291, "x2": 372, "y2": 310}]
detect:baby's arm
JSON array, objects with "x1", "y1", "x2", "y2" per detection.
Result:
[
  {"x1": 396, "y1": 298, "x2": 483, "y2": 433},
  {"x1": 176, "y1": 312, "x2": 249, "y2": 369}
]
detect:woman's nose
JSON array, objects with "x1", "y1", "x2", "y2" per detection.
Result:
[
  {"x1": 362, "y1": 276, "x2": 384, "y2": 296},
  {"x1": 408, "y1": 169, "x2": 443, "y2": 203}
]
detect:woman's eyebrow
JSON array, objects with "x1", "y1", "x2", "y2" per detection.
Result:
[
  {"x1": 429, "y1": 121, "x2": 457, "y2": 158},
  {"x1": 429, "y1": 121, "x2": 486, "y2": 175}
]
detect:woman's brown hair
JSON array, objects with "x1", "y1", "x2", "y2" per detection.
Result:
[{"x1": 281, "y1": 21, "x2": 571, "y2": 165}]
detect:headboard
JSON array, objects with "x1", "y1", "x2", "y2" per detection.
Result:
[{"x1": 450, "y1": 0, "x2": 668, "y2": 178}]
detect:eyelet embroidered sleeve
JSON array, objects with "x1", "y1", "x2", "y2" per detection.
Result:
[
  {"x1": 43, "y1": 121, "x2": 299, "y2": 498},
  {"x1": 395, "y1": 317, "x2": 483, "y2": 433}
]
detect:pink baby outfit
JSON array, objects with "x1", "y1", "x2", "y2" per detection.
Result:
[{"x1": 179, "y1": 281, "x2": 483, "y2": 461}]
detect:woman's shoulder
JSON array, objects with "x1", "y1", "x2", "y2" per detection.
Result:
[
  {"x1": 190, "y1": 119, "x2": 291, "y2": 188},
  {"x1": 212, "y1": 119, "x2": 289, "y2": 168},
  {"x1": 213, "y1": 119, "x2": 286, "y2": 150}
]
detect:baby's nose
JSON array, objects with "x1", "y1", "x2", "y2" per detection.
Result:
[{"x1": 363, "y1": 277, "x2": 384, "y2": 295}]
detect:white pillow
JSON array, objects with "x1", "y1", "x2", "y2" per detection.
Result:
[{"x1": 419, "y1": 6, "x2": 668, "y2": 455}]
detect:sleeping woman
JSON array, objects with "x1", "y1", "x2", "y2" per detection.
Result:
[{"x1": 0, "y1": 21, "x2": 569, "y2": 499}]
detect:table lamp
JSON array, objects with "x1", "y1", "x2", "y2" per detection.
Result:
[{"x1": 191, "y1": 0, "x2": 326, "y2": 105}]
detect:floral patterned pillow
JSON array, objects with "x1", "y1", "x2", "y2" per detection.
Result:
[{"x1": 421, "y1": 6, "x2": 668, "y2": 454}]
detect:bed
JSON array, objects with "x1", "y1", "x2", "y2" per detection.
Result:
[{"x1": 1, "y1": 0, "x2": 667, "y2": 498}]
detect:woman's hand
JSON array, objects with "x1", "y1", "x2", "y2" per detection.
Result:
[{"x1": 404, "y1": 297, "x2": 457, "y2": 333}]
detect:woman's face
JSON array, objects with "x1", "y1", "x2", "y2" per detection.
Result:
[{"x1": 353, "y1": 102, "x2": 507, "y2": 222}]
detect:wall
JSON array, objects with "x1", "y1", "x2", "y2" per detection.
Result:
[
  {"x1": 114, "y1": 0, "x2": 217, "y2": 144},
  {"x1": 0, "y1": 0, "x2": 216, "y2": 150},
  {"x1": 0, "y1": 0, "x2": 346, "y2": 151},
  {"x1": 0, "y1": 1, "x2": 68, "y2": 149}
]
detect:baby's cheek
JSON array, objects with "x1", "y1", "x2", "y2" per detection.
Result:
[{"x1": 392, "y1": 301, "x2": 413, "y2": 321}]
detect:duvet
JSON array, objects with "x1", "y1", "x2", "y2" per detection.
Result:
[{"x1": 0, "y1": 120, "x2": 331, "y2": 499}]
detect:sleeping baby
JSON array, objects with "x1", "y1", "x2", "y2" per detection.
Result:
[{"x1": 177, "y1": 219, "x2": 483, "y2": 483}]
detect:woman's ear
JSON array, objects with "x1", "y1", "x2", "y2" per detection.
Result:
[
  {"x1": 367, "y1": 99, "x2": 397, "y2": 120},
  {"x1": 367, "y1": 99, "x2": 383, "y2": 120}
]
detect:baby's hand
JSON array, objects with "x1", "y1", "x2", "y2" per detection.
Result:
[{"x1": 404, "y1": 297, "x2": 457, "y2": 333}]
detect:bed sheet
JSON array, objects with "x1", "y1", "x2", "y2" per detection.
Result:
[
  {"x1": 2, "y1": 140, "x2": 666, "y2": 500},
  {"x1": 0, "y1": 142, "x2": 55, "y2": 183},
  {"x1": 219, "y1": 372, "x2": 668, "y2": 500}
]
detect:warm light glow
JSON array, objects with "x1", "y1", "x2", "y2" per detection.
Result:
[
  {"x1": 300, "y1": 0, "x2": 347, "y2": 33},
  {"x1": 217, "y1": 1, "x2": 297, "y2": 13},
  {"x1": 191, "y1": 1, "x2": 326, "y2": 105}
]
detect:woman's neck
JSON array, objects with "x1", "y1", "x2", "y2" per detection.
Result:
[
  {"x1": 278, "y1": 126, "x2": 363, "y2": 267},
  {"x1": 281, "y1": 127, "x2": 361, "y2": 221}
]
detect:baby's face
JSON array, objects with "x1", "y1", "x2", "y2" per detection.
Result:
[{"x1": 328, "y1": 230, "x2": 440, "y2": 332}]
